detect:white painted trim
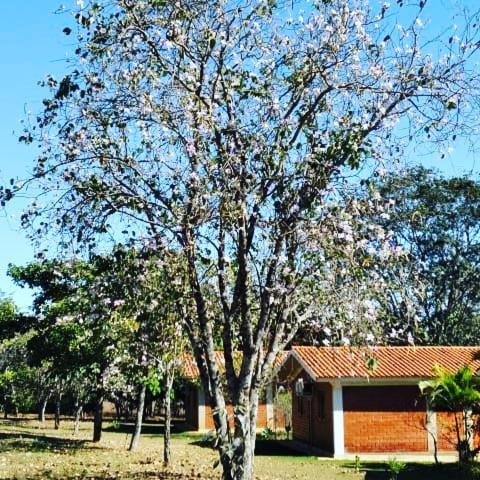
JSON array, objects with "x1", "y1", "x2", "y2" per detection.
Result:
[
  {"x1": 332, "y1": 381, "x2": 345, "y2": 458},
  {"x1": 198, "y1": 385, "x2": 206, "y2": 430},
  {"x1": 326, "y1": 377, "x2": 428, "y2": 386},
  {"x1": 266, "y1": 384, "x2": 274, "y2": 428}
]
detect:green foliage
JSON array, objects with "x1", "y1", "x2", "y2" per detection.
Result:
[
  {"x1": 420, "y1": 365, "x2": 480, "y2": 463},
  {"x1": 373, "y1": 167, "x2": 480, "y2": 345},
  {"x1": 420, "y1": 365, "x2": 480, "y2": 413},
  {"x1": 386, "y1": 457, "x2": 407, "y2": 480},
  {"x1": 258, "y1": 427, "x2": 275, "y2": 440}
]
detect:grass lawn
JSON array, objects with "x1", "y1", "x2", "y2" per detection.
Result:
[{"x1": 0, "y1": 418, "x2": 474, "y2": 479}]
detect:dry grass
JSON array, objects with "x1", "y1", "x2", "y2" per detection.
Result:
[{"x1": 0, "y1": 418, "x2": 471, "y2": 479}]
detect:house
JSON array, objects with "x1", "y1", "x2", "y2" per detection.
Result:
[
  {"x1": 182, "y1": 351, "x2": 286, "y2": 431},
  {"x1": 277, "y1": 346, "x2": 480, "y2": 457}
]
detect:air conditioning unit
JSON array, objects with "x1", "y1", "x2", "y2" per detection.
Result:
[{"x1": 295, "y1": 378, "x2": 304, "y2": 396}]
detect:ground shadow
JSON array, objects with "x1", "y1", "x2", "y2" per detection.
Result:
[
  {"x1": 189, "y1": 438, "x2": 319, "y2": 458},
  {"x1": 358, "y1": 462, "x2": 469, "y2": 480},
  {"x1": 11, "y1": 471, "x2": 189, "y2": 480},
  {"x1": 0, "y1": 431, "x2": 88, "y2": 453},
  {"x1": 254, "y1": 440, "x2": 316, "y2": 457},
  {"x1": 103, "y1": 420, "x2": 193, "y2": 436}
]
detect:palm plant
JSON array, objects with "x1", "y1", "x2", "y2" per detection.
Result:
[{"x1": 420, "y1": 365, "x2": 480, "y2": 463}]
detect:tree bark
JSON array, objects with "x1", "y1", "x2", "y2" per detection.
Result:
[
  {"x1": 38, "y1": 396, "x2": 48, "y2": 423},
  {"x1": 215, "y1": 399, "x2": 258, "y2": 480},
  {"x1": 93, "y1": 390, "x2": 104, "y2": 442},
  {"x1": 163, "y1": 368, "x2": 174, "y2": 465},
  {"x1": 54, "y1": 395, "x2": 61, "y2": 430},
  {"x1": 73, "y1": 404, "x2": 83, "y2": 436},
  {"x1": 129, "y1": 383, "x2": 146, "y2": 451}
]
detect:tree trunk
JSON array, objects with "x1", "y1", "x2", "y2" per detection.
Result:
[
  {"x1": 54, "y1": 395, "x2": 61, "y2": 430},
  {"x1": 73, "y1": 404, "x2": 83, "y2": 436},
  {"x1": 216, "y1": 402, "x2": 256, "y2": 480},
  {"x1": 163, "y1": 369, "x2": 174, "y2": 465},
  {"x1": 93, "y1": 390, "x2": 104, "y2": 442},
  {"x1": 38, "y1": 396, "x2": 48, "y2": 423},
  {"x1": 211, "y1": 389, "x2": 260, "y2": 480},
  {"x1": 114, "y1": 400, "x2": 121, "y2": 422},
  {"x1": 129, "y1": 383, "x2": 146, "y2": 451}
]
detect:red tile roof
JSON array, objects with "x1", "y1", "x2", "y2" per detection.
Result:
[
  {"x1": 182, "y1": 351, "x2": 287, "y2": 379},
  {"x1": 290, "y1": 346, "x2": 480, "y2": 380}
]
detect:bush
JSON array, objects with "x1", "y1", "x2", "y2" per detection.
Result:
[{"x1": 386, "y1": 458, "x2": 406, "y2": 480}]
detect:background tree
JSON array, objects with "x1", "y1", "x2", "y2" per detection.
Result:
[
  {"x1": 373, "y1": 167, "x2": 480, "y2": 345},
  {"x1": 0, "y1": 298, "x2": 36, "y2": 419},
  {"x1": 6, "y1": 0, "x2": 480, "y2": 478},
  {"x1": 10, "y1": 259, "x2": 131, "y2": 441}
]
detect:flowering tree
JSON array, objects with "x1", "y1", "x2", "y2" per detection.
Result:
[
  {"x1": 6, "y1": 0, "x2": 480, "y2": 478},
  {"x1": 91, "y1": 247, "x2": 189, "y2": 457}
]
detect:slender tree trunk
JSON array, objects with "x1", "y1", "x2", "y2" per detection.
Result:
[
  {"x1": 3, "y1": 398, "x2": 7, "y2": 419},
  {"x1": 114, "y1": 400, "x2": 121, "y2": 422},
  {"x1": 73, "y1": 404, "x2": 83, "y2": 436},
  {"x1": 93, "y1": 389, "x2": 104, "y2": 442},
  {"x1": 38, "y1": 396, "x2": 48, "y2": 423},
  {"x1": 11, "y1": 385, "x2": 18, "y2": 418},
  {"x1": 163, "y1": 368, "x2": 175, "y2": 465},
  {"x1": 54, "y1": 394, "x2": 61, "y2": 429},
  {"x1": 129, "y1": 383, "x2": 147, "y2": 451}
]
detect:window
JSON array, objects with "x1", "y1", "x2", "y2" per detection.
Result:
[{"x1": 317, "y1": 392, "x2": 326, "y2": 420}]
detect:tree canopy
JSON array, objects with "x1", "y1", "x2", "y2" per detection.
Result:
[
  {"x1": 4, "y1": 0, "x2": 480, "y2": 478},
  {"x1": 373, "y1": 167, "x2": 480, "y2": 345}
]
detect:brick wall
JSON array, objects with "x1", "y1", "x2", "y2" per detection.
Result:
[
  {"x1": 292, "y1": 371, "x2": 312, "y2": 444},
  {"x1": 436, "y1": 411, "x2": 460, "y2": 451},
  {"x1": 203, "y1": 401, "x2": 269, "y2": 430},
  {"x1": 343, "y1": 385, "x2": 428, "y2": 453},
  {"x1": 291, "y1": 373, "x2": 334, "y2": 452}
]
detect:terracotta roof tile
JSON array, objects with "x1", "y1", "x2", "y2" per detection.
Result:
[
  {"x1": 291, "y1": 346, "x2": 480, "y2": 380},
  {"x1": 182, "y1": 351, "x2": 287, "y2": 379}
]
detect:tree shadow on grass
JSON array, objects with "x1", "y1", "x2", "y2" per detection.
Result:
[
  {"x1": 189, "y1": 438, "x2": 317, "y2": 458},
  {"x1": 0, "y1": 431, "x2": 89, "y2": 453},
  {"x1": 254, "y1": 440, "x2": 316, "y2": 457},
  {"x1": 103, "y1": 421, "x2": 193, "y2": 437},
  {"x1": 13, "y1": 471, "x2": 192, "y2": 480},
  {"x1": 348, "y1": 462, "x2": 468, "y2": 480}
]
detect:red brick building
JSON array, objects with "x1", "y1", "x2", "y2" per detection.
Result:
[
  {"x1": 182, "y1": 351, "x2": 282, "y2": 431},
  {"x1": 278, "y1": 346, "x2": 480, "y2": 457}
]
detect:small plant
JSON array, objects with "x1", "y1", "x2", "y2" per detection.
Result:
[
  {"x1": 200, "y1": 430, "x2": 217, "y2": 448},
  {"x1": 354, "y1": 455, "x2": 361, "y2": 473},
  {"x1": 259, "y1": 427, "x2": 275, "y2": 440},
  {"x1": 110, "y1": 419, "x2": 121, "y2": 430},
  {"x1": 386, "y1": 457, "x2": 406, "y2": 480}
]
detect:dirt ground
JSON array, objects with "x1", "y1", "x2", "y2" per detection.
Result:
[{"x1": 0, "y1": 418, "x2": 471, "y2": 480}]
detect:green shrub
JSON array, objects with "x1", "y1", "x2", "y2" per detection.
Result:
[{"x1": 386, "y1": 458, "x2": 406, "y2": 480}]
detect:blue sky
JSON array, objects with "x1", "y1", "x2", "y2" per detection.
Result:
[
  {"x1": 0, "y1": 1, "x2": 73, "y2": 309},
  {"x1": 0, "y1": 1, "x2": 479, "y2": 311}
]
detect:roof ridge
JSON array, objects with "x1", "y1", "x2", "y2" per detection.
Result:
[{"x1": 292, "y1": 345, "x2": 480, "y2": 349}]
